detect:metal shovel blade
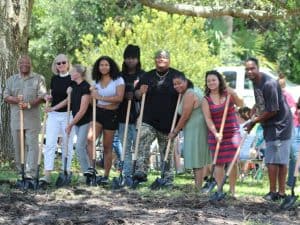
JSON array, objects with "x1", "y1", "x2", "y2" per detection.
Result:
[
  {"x1": 15, "y1": 178, "x2": 35, "y2": 190},
  {"x1": 209, "y1": 191, "x2": 226, "y2": 202},
  {"x1": 280, "y1": 195, "x2": 298, "y2": 210},
  {"x1": 201, "y1": 179, "x2": 217, "y2": 193},
  {"x1": 111, "y1": 176, "x2": 125, "y2": 190},
  {"x1": 55, "y1": 172, "x2": 72, "y2": 188}
]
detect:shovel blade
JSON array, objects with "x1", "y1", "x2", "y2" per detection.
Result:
[
  {"x1": 15, "y1": 178, "x2": 35, "y2": 190},
  {"x1": 201, "y1": 180, "x2": 217, "y2": 193},
  {"x1": 280, "y1": 195, "x2": 298, "y2": 210},
  {"x1": 150, "y1": 178, "x2": 173, "y2": 190},
  {"x1": 55, "y1": 172, "x2": 72, "y2": 188},
  {"x1": 111, "y1": 176, "x2": 125, "y2": 190},
  {"x1": 210, "y1": 191, "x2": 226, "y2": 202}
]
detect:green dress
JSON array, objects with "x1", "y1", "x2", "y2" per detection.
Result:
[{"x1": 178, "y1": 88, "x2": 211, "y2": 169}]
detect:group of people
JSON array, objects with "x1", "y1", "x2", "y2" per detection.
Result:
[{"x1": 4, "y1": 47, "x2": 299, "y2": 201}]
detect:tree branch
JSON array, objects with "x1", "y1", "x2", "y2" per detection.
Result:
[{"x1": 137, "y1": 0, "x2": 300, "y2": 20}]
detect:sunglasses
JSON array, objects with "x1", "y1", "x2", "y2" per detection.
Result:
[{"x1": 56, "y1": 61, "x2": 67, "y2": 65}]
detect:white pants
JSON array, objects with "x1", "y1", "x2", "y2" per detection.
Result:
[{"x1": 43, "y1": 111, "x2": 75, "y2": 171}]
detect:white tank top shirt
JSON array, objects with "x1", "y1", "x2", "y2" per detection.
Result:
[{"x1": 95, "y1": 77, "x2": 125, "y2": 106}]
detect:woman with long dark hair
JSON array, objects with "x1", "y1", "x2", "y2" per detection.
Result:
[
  {"x1": 86, "y1": 56, "x2": 125, "y2": 185},
  {"x1": 202, "y1": 70, "x2": 243, "y2": 196}
]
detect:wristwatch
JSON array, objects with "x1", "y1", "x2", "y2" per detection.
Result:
[{"x1": 27, "y1": 102, "x2": 31, "y2": 109}]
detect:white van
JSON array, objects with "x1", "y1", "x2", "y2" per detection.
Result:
[{"x1": 215, "y1": 66, "x2": 300, "y2": 107}]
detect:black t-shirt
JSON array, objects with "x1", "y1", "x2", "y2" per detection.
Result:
[
  {"x1": 135, "y1": 67, "x2": 181, "y2": 134},
  {"x1": 50, "y1": 75, "x2": 73, "y2": 112},
  {"x1": 118, "y1": 70, "x2": 145, "y2": 124},
  {"x1": 254, "y1": 74, "x2": 293, "y2": 141},
  {"x1": 71, "y1": 80, "x2": 92, "y2": 126}
]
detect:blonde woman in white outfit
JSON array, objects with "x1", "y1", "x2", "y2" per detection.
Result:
[{"x1": 40, "y1": 54, "x2": 75, "y2": 185}]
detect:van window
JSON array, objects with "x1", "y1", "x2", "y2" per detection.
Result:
[
  {"x1": 244, "y1": 73, "x2": 253, "y2": 90},
  {"x1": 223, "y1": 71, "x2": 237, "y2": 88}
]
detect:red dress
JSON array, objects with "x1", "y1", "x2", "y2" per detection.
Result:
[{"x1": 205, "y1": 94, "x2": 241, "y2": 164}]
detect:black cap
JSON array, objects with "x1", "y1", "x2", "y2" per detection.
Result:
[{"x1": 123, "y1": 44, "x2": 140, "y2": 59}]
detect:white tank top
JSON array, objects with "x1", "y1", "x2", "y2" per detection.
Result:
[{"x1": 95, "y1": 77, "x2": 124, "y2": 105}]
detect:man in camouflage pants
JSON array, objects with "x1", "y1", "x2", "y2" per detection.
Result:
[{"x1": 134, "y1": 50, "x2": 184, "y2": 187}]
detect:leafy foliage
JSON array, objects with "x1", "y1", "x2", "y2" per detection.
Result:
[
  {"x1": 29, "y1": 0, "x2": 143, "y2": 86},
  {"x1": 76, "y1": 9, "x2": 220, "y2": 88}
]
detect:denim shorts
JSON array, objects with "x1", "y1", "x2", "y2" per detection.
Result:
[
  {"x1": 265, "y1": 139, "x2": 291, "y2": 165},
  {"x1": 96, "y1": 107, "x2": 118, "y2": 130}
]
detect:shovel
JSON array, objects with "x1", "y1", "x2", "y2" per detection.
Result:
[
  {"x1": 127, "y1": 93, "x2": 146, "y2": 188},
  {"x1": 201, "y1": 95, "x2": 231, "y2": 193},
  {"x1": 34, "y1": 100, "x2": 49, "y2": 190},
  {"x1": 15, "y1": 95, "x2": 27, "y2": 189},
  {"x1": 280, "y1": 145, "x2": 300, "y2": 210},
  {"x1": 210, "y1": 134, "x2": 247, "y2": 201},
  {"x1": 150, "y1": 94, "x2": 181, "y2": 190},
  {"x1": 85, "y1": 93, "x2": 101, "y2": 186},
  {"x1": 112, "y1": 99, "x2": 132, "y2": 189},
  {"x1": 56, "y1": 88, "x2": 73, "y2": 187}
]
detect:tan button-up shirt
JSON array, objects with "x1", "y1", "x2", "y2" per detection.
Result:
[{"x1": 4, "y1": 73, "x2": 47, "y2": 130}]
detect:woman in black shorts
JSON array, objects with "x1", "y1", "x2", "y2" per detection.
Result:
[{"x1": 87, "y1": 56, "x2": 125, "y2": 184}]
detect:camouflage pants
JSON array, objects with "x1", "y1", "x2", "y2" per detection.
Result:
[{"x1": 135, "y1": 123, "x2": 174, "y2": 181}]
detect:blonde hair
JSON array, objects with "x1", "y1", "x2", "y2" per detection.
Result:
[
  {"x1": 51, "y1": 54, "x2": 71, "y2": 74},
  {"x1": 70, "y1": 64, "x2": 87, "y2": 77}
]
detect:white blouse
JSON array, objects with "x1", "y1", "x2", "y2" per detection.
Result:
[{"x1": 95, "y1": 77, "x2": 124, "y2": 105}]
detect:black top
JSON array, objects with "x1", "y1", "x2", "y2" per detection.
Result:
[
  {"x1": 118, "y1": 70, "x2": 145, "y2": 124},
  {"x1": 135, "y1": 68, "x2": 181, "y2": 134},
  {"x1": 71, "y1": 80, "x2": 92, "y2": 126},
  {"x1": 50, "y1": 75, "x2": 73, "y2": 112},
  {"x1": 254, "y1": 74, "x2": 292, "y2": 141}
]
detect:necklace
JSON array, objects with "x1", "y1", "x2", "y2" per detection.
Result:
[{"x1": 155, "y1": 70, "x2": 169, "y2": 80}]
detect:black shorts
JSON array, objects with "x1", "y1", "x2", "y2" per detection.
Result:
[{"x1": 96, "y1": 107, "x2": 118, "y2": 130}]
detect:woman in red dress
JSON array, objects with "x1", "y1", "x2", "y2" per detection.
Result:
[{"x1": 202, "y1": 70, "x2": 243, "y2": 196}]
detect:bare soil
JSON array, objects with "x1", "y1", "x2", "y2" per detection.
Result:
[{"x1": 0, "y1": 183, "x2": 299, "y2": 225}]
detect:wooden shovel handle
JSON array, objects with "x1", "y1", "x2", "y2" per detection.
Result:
[
  {"x1": 37, "y1": 100, "x2": 49, "y2": 165},
  {"x1": 133, "y1": 93, "x2": 146, "y2": 160},
  {"x1": 212, "y1": 94, "x2": 231, "y2": 165},
  {"x1": 226, "y1": 134, "x2": 247, "y2": 176},
  {"x1": 121, "y1": 99, "x2": 132, "y2": 162},
  {"x1": 163, "y1": 94, "x2": 182, "y2": 162},
  {"x1": 92, "y1": 97, "x2": 96, "y2": 160},
  {"x1": 18, "y1": 95, "x2": 24, "y2": 164}
]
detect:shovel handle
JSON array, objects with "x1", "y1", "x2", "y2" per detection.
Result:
[
  {"x1": 92, "y1": 97, "x2": 96, "y2": 161},
  {"x1": 133, "y1": 93, "x2": 146, "y2": 161},
  {"x1": 226, "y1": 133, "x2": 247, "y2": 176},
  {"x1": 38, "y1": 100, "x2": 49, "y2": 165},
  {"x1": 163, "y1": 94, "x2": 181, "y2": 162},
  {"x1": 121, "y1": 99, "x2": 132, "y2": 162},
  {"x1": 18, "y1": 95, "x2": 25, "y2": 164},
  {"x1": 212, "y1": 94, "x2": 231, "y2": 165}
]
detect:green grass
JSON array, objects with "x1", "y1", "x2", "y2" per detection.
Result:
[{"x1": 1, "y1": 160, "x2": 300, "y2": 202}]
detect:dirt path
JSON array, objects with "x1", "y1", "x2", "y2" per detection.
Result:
[{"x1": 0, "y1": 184, "x2": 299, "y2": 225}]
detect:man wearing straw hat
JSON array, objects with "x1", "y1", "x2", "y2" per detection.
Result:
[
  {"x1": 4, "y1": 55, "x2": 46, "y2": 182},
  {"x1": 134, "y1": 50, "x2": 183, "y2": 188}
]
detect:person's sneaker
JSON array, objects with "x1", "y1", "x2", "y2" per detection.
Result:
[
  {"x1": 39, "y1": 176, "x2": 51, "y2": 184},
  {"x1": 83, "y1": 167, "x2": 96, "y2": 177},
  {"x1": 97, "y1": 176, "x2": 109, "y2": 186},
  {"x1": 263, "y1": 192, "x2": 279, "y2": 201},
  {"x1": 277, "y1": 193, "x2": 287, "y2": 201}
]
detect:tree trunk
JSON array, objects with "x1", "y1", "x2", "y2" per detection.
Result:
[{"x1": 0, "y1": 0, "x2": 34, "y2": 161}]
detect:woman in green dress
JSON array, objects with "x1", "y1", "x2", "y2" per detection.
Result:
[{"x1": 169, "y1": 73, "x2": 211, "y2": 189}]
